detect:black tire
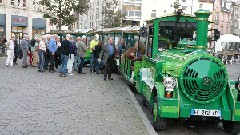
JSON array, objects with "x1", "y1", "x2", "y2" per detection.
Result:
[
  {"x1": 142, "y1": 95, "x2": 147, "y2": 106},
  {"x1": 153, "y1": 96, "x2": 167, "y2": 131},
  {"x1": 223, "y1": 121, "x2": 240, "y2": 135}
]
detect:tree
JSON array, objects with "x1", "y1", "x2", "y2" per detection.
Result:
[
  {"x1": 170, "y1": 1, "x2": 181, "y2": 13},
  {"x1": 101, "y1": 0, "x2": 127, "y2": 28},
  {"x1": 39, "y1": 0, "x2": 90, "y2": 30}
]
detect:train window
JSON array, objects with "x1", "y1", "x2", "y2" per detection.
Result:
[
  {"x1": 159, "y1": 20, "x2": 196, "y2": 42},
  {"x1": 147, "y1": 37, "x2": 153, "y2": 57}
]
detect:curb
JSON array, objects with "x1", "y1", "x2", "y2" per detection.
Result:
[{"x1": 124, "y1": 84, "x2": 158, "y2": 135}]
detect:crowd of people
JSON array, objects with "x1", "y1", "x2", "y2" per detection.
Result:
[{"x1": 4, "y1": 33, "x2": 130, "y2": 81}]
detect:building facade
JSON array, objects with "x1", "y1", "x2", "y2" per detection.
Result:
[
  {"x1": 230, "y1": 0, "x2": 240, "y2": 36},
  {"x1": 0, "y1": 0, "x2": 50, "y2": 44}
]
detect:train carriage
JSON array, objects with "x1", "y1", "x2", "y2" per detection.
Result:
[{"x1": 120, "y1": 10, "x2": 240, "y2": 134}]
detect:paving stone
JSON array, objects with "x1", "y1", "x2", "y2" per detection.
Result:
[{"x1": 0, "y1": 58, "x2": 148, "y2": 134}]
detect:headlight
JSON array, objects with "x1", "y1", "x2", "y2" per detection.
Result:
[{"x1": 163, "y1": 77, "x2": 176, "y2": 91}]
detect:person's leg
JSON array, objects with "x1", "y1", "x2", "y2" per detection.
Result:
[
  {"x1": 29, "y1": 52, "x2": 32, "y2": 66},
  {"x1": 90, "y1": 53, "x2": 94, "y2": 72},
  {"x1": 95, "y1": 58, "x2": 99, "y2": 74},
  {"x1": 104, "y1": 62, "x2": 109, "y2": 80},
  {"x1": 6, "y1": 50, "x2": 10, "y2": 65},
  {"x1": 62, "y1": 55, "x2": 68, "y2": 76},
  {"x1": 22, "y1": 50, "x2": 27, "y2": 66},
  {"x1": 32, "y1": 51, "x2": 38, "y2": 66},
  {"x1": 13, "y1": 54, "x2": 18, "y2": 64},
  {"x1": 49, "y1": 53, "x2": 55, "y2": 72},
  {"x1": 9, "y1": 50, "x2": 14, "y2": 66},
  {"x1": 69, "y1": 54, "x2": 74, "y2": 74},
  {"x1": 55, "y1": 54, "x2": 58, "y2": 69}
]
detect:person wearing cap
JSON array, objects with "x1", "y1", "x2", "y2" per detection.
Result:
[
  {"x1": 77, "y1": 35, "x2": 87, "y2": 74},
  {"x1": 5, "y1": 36, "x2": 15, "y2": 66},
  {"x1": 89, "y1": 34, "x2": 99, "y2": 73}
]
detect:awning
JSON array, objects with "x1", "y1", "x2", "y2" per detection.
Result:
[
  {"x1": 32, "y1": 18, "x2": 46, "y2": 29},
  {"x1": 11, "y1": 15, "x2": 28, "y2": 26}
]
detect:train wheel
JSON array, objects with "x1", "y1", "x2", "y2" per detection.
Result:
[
  {"x1": 142, "y1": 95, "x2": 147, "y2": 106},
  {"x1": 153, "y1": 96, "x2": 166, "y2": 131},
  {"x1": 223, "y1": 121, "x2": 240, "y2": 135}
]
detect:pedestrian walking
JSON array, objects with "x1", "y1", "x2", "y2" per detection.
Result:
[
  {"x1": 5, "y1": 36, "x2": 15, "y2": 66},
  {"x1": 59, "y1": 34, "x2": 70, "y2": 77},
  {"x1": 99, "y1": 37, "x2": 116, "y2": 81},
  {"x1": 77, "y1": 35, "x2": 87, "y2": 74},
  {"x1": 89, "y1": 34, "x2": 99, "y2": 73},
  {"x1": 20, "y1": 34, "x2": 29, "y2": 68}
]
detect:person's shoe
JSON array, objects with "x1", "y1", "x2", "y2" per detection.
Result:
[
  {"x1": 22, "y1": 66, "x2": 27, "y2": 68},
  {"x1": 90, "y1": 70, "x2": 93, "y2": 73},
  {"x1": 80, "y1": 72, "x2": 86, "y2": 74},
  {"x1": 13, "y1": 62, "x2": 18, "y2": 65},
  {"x1": 108, "y1": 77, "x2": 113, "y2": 80},
  {"x1": 63, "y1": 74, "x2": 67, "y2": 77},
  {"x1": 49, "y1": 70, "x2": 54, "y2": 73},
  {"x1": 59, "y1": 73, "x2": 63, "y2": 77},
  {"x1": 68, "y1": 73, "x2": 74, "y2": 76},
  {"x1": 96, "y1": 72, "x2": 100, "y2": 74},
  {"x1": 104, "y1": 77, "x2": 106, "y2": 81}
]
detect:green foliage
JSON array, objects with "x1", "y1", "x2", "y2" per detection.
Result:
[
  {"x1": 170, "y1": 1, "x2": 181, "y2": 13},
  {"x1": 101, "y1": 0, "x2": 126, "y2": 28},
  {"x1": 39, "y1": 0, "x2": 90, "y2": 29}
]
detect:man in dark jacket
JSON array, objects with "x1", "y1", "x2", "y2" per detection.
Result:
[
  {"x1": 93, "y1": 41, "x2": 102, "y2": 74},
  {"x1": 13, "y1": 39, "x2": 19, "y2": 65},
  {"x1": 59, "y1": 34, "x2": 71, "y2": 77}
]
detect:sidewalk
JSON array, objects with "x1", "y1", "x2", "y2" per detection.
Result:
[{"x1": 0, "y1": 58, "x2": 149, "y2": 135}]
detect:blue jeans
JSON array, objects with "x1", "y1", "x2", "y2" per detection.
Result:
[
  {"x1": 90, "y1": 53, "x2": 94, "y2": 71},
  {"x1": 94, "y1": 58, "x2": 99, "y2": 73},
  {"x1": 78, "y1": 57, "x2": 85, "y2": 73},
  {"x1": 44, "y1": 58, "x2": 50, "y2": 70},
  {"x1": 38, "y1": 50, "x2": 45, "y2": 70},
  {"x1": 74, "y1": 55, "x2": 80, "y2": 70},
  {"x1": 59, "y1": 55, "x2": 69, "y2": 75}
]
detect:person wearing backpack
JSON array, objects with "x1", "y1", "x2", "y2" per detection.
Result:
[{"x1": 5, "y1": 36, "x2": 15, "y2": 66}]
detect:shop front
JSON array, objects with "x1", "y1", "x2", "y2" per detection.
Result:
[
  {"x1": 11, "y1": 15, "x2": 28, "y2": 44},
  {"x1": 0, "y1": 14, "x2": 6, "y2": 45},
  {"x1": 32, "y1": 18, "x2": 46, "y2": 37}
]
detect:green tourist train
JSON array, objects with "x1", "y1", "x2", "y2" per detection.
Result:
[{"x1": 119, "y1": 10, "x2": 240, "y2": 134}]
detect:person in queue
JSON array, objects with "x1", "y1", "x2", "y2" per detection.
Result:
[
  {"x1": 59, "y1": 34, "x2": 71, "y2": 77},
  {"x1": 93, "y1": 41, "x2": 103, "y2": 74},
  {"x1": 20, "y1": 34, "x2": 29, "y2": 68},
  {"x1": 38, "y1": 35, "x2": 47, "y2": 72},
  {"x1": 5, "y1": 36, "x2": 15, "y2": 67},
  {"x1": 48, "y1": 34, "x2": 58, "y2": 73},
  {"x1": 99, "y1": 37, "x2": 115, "y2": 81},
  {"x1": 31, "y1": 37, "x2": 39, "y2": 67},
  {"x1": 77, "y1": 35, "x2": 87, "y2": 74},
  {"x1": 89, "y1": 34, "x2": 99, "y2": 73}
]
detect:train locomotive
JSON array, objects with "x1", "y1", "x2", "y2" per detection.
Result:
[{"x1": 120, "y1": 10, "x2": 240, "y2": 134}]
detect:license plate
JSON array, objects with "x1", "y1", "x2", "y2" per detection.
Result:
[{"x1": 190, "y1": 109, "x2": 221, "y2": 117}]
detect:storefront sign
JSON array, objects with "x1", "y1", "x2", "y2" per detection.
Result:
[
  {"x1": 11, "y1": 15, "x2": 28, "y2": 27},
  {"x1": 0, "y1": 14, "x2": 6, "y2": 26}
]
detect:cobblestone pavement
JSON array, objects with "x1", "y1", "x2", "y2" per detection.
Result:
[{"x1": 0, "y1": 58, "x2": 149, "y2": 135}]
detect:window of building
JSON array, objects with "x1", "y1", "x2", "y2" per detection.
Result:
[
  {"x1": 42, "y1": 6, "x2": 45, "y2": 11},
  {"x1": 33, "y1": 0, "x2": 36, "y2": 10},
  {"x1": 23, "y1": 0, "x2": 26, "y2": 7},
  {"x1": 11, "y1": 0, "x2": 14, "y2": 6},
  {"x1": 221, "y1": 26, "x2": 223, "y2": 34},
  {"x1": 0, "y1": 0, "x2": 3, "y2": 4},
  {"x1": 222, "y1": 13, "x2": 224, "y2": 22},
  {"x1": 182, "y1": 0, "x2": 186, "y2": 2},
  {"x1": 18, "y1": 0, "x2": 21, "y2": 6},
  {"x1": 151, "y1": 10, "x2": 156, "y2": 18},
  {"x1": 97, "y1": 1, "x2": 99, "y2": 6},
  {"x1": 199, "y1": 4, "x2": 203, "y2": 9}
]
